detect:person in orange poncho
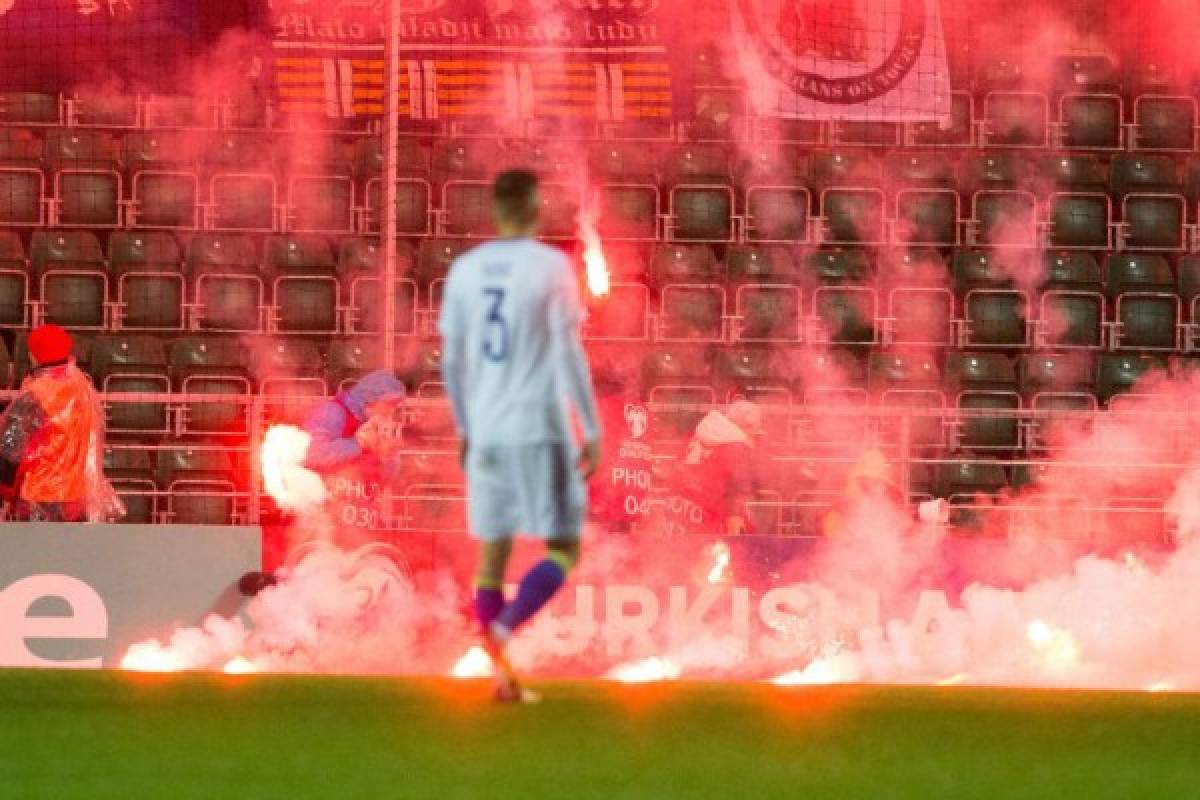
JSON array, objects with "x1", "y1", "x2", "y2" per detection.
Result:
[{"x1": 0, "y1": 324, "x2": 121, "y2": 522}]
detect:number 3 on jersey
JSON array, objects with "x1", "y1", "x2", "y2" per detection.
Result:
[{"x1": 482, "y1": 287, "x2": 509, "y2": 362}]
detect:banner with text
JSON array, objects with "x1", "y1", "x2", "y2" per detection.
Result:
[{"x1": 272, "y1": 0, "x2": 672, "y2": 122}]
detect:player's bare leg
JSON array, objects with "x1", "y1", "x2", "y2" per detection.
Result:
[{"x1": 475, "y1": 538, "x2": 540, "y2": 703}]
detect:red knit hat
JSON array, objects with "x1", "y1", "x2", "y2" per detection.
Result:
[{"x1": 28, "y1": 324, "x2": 73, "y2": 365}]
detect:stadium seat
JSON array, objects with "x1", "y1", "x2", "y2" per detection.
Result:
[
  {"x1": 868, "y1": 350, "x2": 945, "y2": 448},
  {"x1": 662, "y1": 144, "x2": 731, "y2": 184},
  {"x1": 1039, "y1": 154, "x2": 1108, "y2": 193},
  {"x1": 953, "y1": 249, "x2": 1029, "y2": 348},
  {"x1": 1105, "y1": 254, "x2": 1180, "y2": 351},
  {"x1": 726, "y1": 245, "x2": 797, "y2": 285},
  {"x1": 415, "y1": 238, "x2": 468, "y2": 288},
  {"x1": 970, "y1": 190, "x2": 1037, "y2": 247},
  {"x1": 587, "y1": 141, "x2": 660, "y2": 184},
  {"x1": 1019, "y1": 352, "x2": 1097, "y2": 399},
  {"x1": 536, "y1": 182, "x2": 580, "y2": 240},
  {"x1": 752, "y1": 117, "x2": 824, "y2": 145},
  {"x1": 1133, "y1": 96, "x2": 1196, "y2": 151},
  {"x1": 885, "y1": 285, "x2": 954, "y2": 347},
  {"x1": 287, "y1": 175, "x2": 354, "y2": 234},
  {"x1": 145, "y1": 95, "x2": 215, "y2": 128},
  {"x1": 327, "y1": 337, "x2": 384, "y2": 391},
  {"x1": 744, "y1": 186, "x2": 810, "y2": 243},
  {"x1": 791, "y1": 347, "x2": 866, "y2": 405},
  {"x1": 877, "y1": 247, "x2": 949, "y2": 288},
  {"x1": 355, "y1": 137, "x2": 430, "y2": 180},
  {"x1": 43, "y1": 129, "x2": 118, "y2": 170},
  {"x1": 584, "y1": 282, "x2": 650, "y2": 340},
  {"x1": 363, "y1": 177, "x2": 432, "y2": 236},
  {"x1": 736, "y1": 143, "x2": 809, "y2": 187},
  {"x1": 104, "y1": 448, "x2": 156, "y2": 524},
  {"x1": 885, "y1": 151, "x2": 956, "y2": 188},
  {"x1": 960, "y1": 151, "x2": 1028, "y2": 195},
  {"x1": 129, "y1": 171, "x2": 199, "y2": 229},
  {"x1": 984, "y1": 92, "x2": 1048, "y2": 147},
  {"x1": 820, "y1": 188, "x2": 885, "y2": 244},
  {"x1": 812, "y1": 286, "x2": 877, "y2": 345},
  {"x1": 441, "y1": 180, "x2": 493, "y2": 237},
  {"x1": 0, "y1": 127, "x2": 42, "y2": 167},
  {"x1": 658, "y1": 284, "x2": 725, "y2": 341},
  {"x1": 909, "y1": 91, "x2": 973, "y2": 147},
  {"x1": 1178, "y1": 255, "x2": 1200, "y2": 349},
  {"x1": 0, "y1": 92, "x2": 59, "y2": 125},
  {"x1": 1097, "y1": 353, "x2": 1163, "y2": 405},
  {"x1": 266, "y1": 235, "x2": 340, "y2": 334},
  {"x1": 91, "y1": 336, "x2": 170, "y2": 434},
  {"x1": 0, "y1": 167, "x2": 44, "y2": 226},
  {"x1": 1047, "y1": 193, "x2": 1111, "y2": 250},
  {"x1": 1058, "y1": 94, "x2": 1122, "y2": 150},
  {"x1": 669, "y1": 186, "x2": 734, "y2": 241},
  {"x1": 893, "y1": 188, "x2": 960, "y2": 246},
  {"x1": 1120, "y1": 194, "x2": 1186, "y2": 251},
  {"x1": 254, "y1": 339, "x2": 328, "y2": 426},
  {"x1": 640, "y1": 347, "x2": 715, "y2": 440},
  {"x1": 349, "y1": 278, "x2": 418, "y2": 336},
  {"x1": 30, "y1": 230, "x2": 107, "y2": 329},
  {"x1": 934, "y1": 456, "x2": 1009, "y2": 510},
  {"x1": 714, "y1": 346, "x2": 791, "y2": 397},
  {"x1": 341, "y1": 240, "x2": 417, "y2": 335},
  {"x1": 431, "y1": 139, "x2": 506, "y2": 181},
  {"x1": 209, "y1": 173, "x2": 277, "y2": 231},
  {"x1": 649, "y1": 244, "x2": 720, "y2": 287},
  {"x1": 946, "y1": 353, "x2": 1022, "y2": 452},
  {"x1": 121, "y1": 131, "x2": 196, "y2": 172},
  {"x1": 594, "y1": 183, "x2": 659, "y2": 240},
  {"x1": 186, "y1": 233, "x2": 263, "y2": 332},
  {"x1": 733, "y1": 283, "x2": 802, "y2": 342},
  {"x1": 1110, "y1": 154, "x2": 1180, "y2": 197},
  {"x1": 835, "y1": 120, "x2": 901, "y2": 147},
  {"x1": 158, "y1": 445, "x2": 238, "y2": 525},
  {"x1": 109, "y1": 231, "x2": 185, "y2": 331},
  {"x1": 169, "y1": 337, "x2": 251, "y2": 436},
  {"x1": 70, "y1": 92, "x2": 138, "y2": 128},
  {"x1": 1036, "y1": 251, "x2": 1104, "y2": 349},
  {"x1": 810, "y1": 150, "x2": 882, "y2": 190},
  {"x1": 274, "y1": 134, "x2": 353, "y2": 178},
  {"x1": 54, "y1": 170, "x2": 120, "y2": 227},
  {"x1": 1054, "y1": 56, "x2": 1119, "y2": 92},
  {"x1": 0, "y1": 231, "x2": 28, "y2": 327}
]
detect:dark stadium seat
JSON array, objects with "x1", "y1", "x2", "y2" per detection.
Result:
[
  {"x1": 209, "y1": 173, "x2": 278, "y2": 231},
  {"x1": 55, "y1": 170, "x2": 120, "y2": 227},
  {"x1": 70, "y1": 92, "x2": 138, "y2": 128},
  {"x1": 868, "y1": 349, "x2": 945, "y2": 448},
  {"x1": 326, "y1": 337, "x2": 384, "y2": 392},
  {"x1": 594, "y1": 183, "x2": 659, "y2": 240},
  {"x1": 30, "y1": 230, "x2": 107, "y2": 329},
  {"x1": 885, "y1": 285, "x2": 954, "y2": 347},
  {"x1": 1036, "y1": 251, "x2": 1104, "y2": 349},
  {"x1": 802, "y1": 248, "x2": 872, "y2": 286},
  {"x1": 1054, "y1": 55, "x2": 1119, "y2": 92},
  {"x1": 363, "y1": 177, "x2": 432, "y2": 236},
  {"x1": 893, "y1": 189, "x2": 960, "y2": 247},
  {"x1": 355, "y1": 137, "x2": 430, "y2": 180},
  {"x1": 820, "y1": 188, "x2": 886, "y2": 244},
  {"x1": 1058, "y1": 94, "x2": 1122, "y2": 150},
  {"x1": 969, "y1": 190, "x2": 1037, "y2": 247},
  {"x1": 109, "y1": 230, "x2": 185, "y2": 331},
  {"x1": 1105, "y1": 254, "x2": 1180, "y2": 351},
  {"x1": 129, "y1": 171, "x2": 199, "y2": 229},
  {"x1": 658, "y1": 284, "x2": 725, "y2": 341},
  {"x1": 810, "y1": 150, "x2": 882, "y2": 189},
  {"x1": 960, "y1": 151, "x2": 1028, "y2": 195},
  {"x1": 274, "y1": 135, "x2": 353, "y2": 178},
  {"x1": 714, "y1": 346, "x2": 791, "y2": 396},
  {"x1": 431, "y1": 139, "x2": 506, "y2": 181},
  {"x1": 0, "y1": 92, "x2": 59, "y2": 125},
  {"x1": 726, "y1": 245, "x2": 797, "y2": 285},
  {"x1": 121, "y1": 131, "x2": 196, "y2": 172},
  {"x1": 587, "y1": 141, "x2": 660, "y2": 184},
  {"x1": 946, "y1": 352, "x2": 1022, "y2": 452},
  {"x1": 736, "y1": 142, "x2": 809, "y2": 187},
  {"x1": 415, "y1": 237, "x2": 468, "y2": 288},
  {"x1": 536, "y1": 182, "x2": 580, "y2": 240},
  {"x1": 186, "y1": 233, "x2": 263, "y2": 332},
  {"x1": 909, "y1": 91, "x2": 973, "y2": 147},
  {"x1": 91, "y1": 336, "x2": 170, "y2": 434},
  {"x1": 1178, "y1": 255, "x2": 1200, "y2": 348},
  {"x1": 1047, "y1": 193, "x2": 1111, "y2": 250},
  {"x1": 266, "y1": 235, "x2": 340, "y2": 334},
  {"x1": 752, "y1": 118, "x2": 824, "y2": 146},
  {"x1": 792, "y1": 347, "x2": 867, "y2": 406},
  {"x1": 254, "y1": 339, "x2": 328, "y2": 426},
  {"x1": 1039, "y1": 154, "x2": 1108, "y2": 193},
  {"x1": 0, "y1": 127, "x2": 42, "y2": 166},
  {"x1": 669, "y1": 186, "x2": 734, "y2": 242},
  {"x1": 983, "y1": 92, "x2": 1048, "y2": 147},
  {"x1": 640, "y1": 347, "x2": 715, "y2": 440},
  {"x1": 744, "y1": 186, "x2": 810, "y2": 243},
  {"x1": 953, "y1": 249, "x2": 1029, "y2": 348},
  {"x1": 885, "y1": 151, "x2": 956, "y2": 188},
  {"x1": 0, "y1": 167, "x2": 44, "y2": 227},
  {"x1": 835, "y1": 120, "x2": 901, "y2": 147},
  {"x1": 169, "y1": 337, "x2": 251, "y2": 436},
  {"x1": 145, "y1": 95, "x2": 215, "y2": 129},
  {"x1": 104, "y1": 448, "x2": 156, "y2": 524},
  {"x1": 662, "y1": 144, "x2": 731, "y2": 184},
  {"x1": 441, "y1": 179, "x2": 493, "y2": 237},
  {"x1": 349, "y1": 279, "x2": 418, "y2": 336},
  {"x1": 1097, "y1": 353, "x2": 1163, "y2": 405},
  {"x1": 649, "y1": 243, "x2": 721, "y2": 287},
  {"x1": 0, "y1": 231, "x2": 29, "y2": 327},
  {"x1": 934, "y1": 456, "x2": 1009, "y2": 512},
  {"x1": 43, "y1": 129, "x2": 119, "y2": 170},
  {"x1": 157, "y1": 444, "x2": 238, "y2": 525},
  {"x1": 733, "y1": 283, "x2": 802, "y2": 342},
  {"x1": 287, "y1": 175, "x2": 354, "y2": 234},
  {"x1": 1133, "y1": 96, "x2": 1196, "y2": 151},
  {"x1": 584, "y1": 282, "x2": 651, "y2": 340},
  {"x1": 1121, "y1": 194, "x2": 1186, "y2": 251},
  {"x1": 1110, "y1": 154, "x2": 1180, "y2": 197},
  {"x1": 1019, "y1": 352, "x2": 1097, "y2": 400}
]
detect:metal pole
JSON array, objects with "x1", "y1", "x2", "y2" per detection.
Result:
[{"x1": 381, "y1": 0, "x2": 402, "y2": 371}]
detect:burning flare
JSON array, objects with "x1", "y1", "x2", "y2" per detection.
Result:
[
  {"x1": 120, "y1": 642, "x2": 186, "y2": 673},
  {"x1": 578, "y1": 206, "x2": 610, "y2": 298},
  {"x1": 607, "y1": 657, "x2": 680, "y2": 683},
  {"x1": 450, "y1": 645, "x2": 495, "y2": 679},
  {"x1": 222, "y1": 656, "x2": 259, "y2": 675},
  {"x1": 261, "y1": 424, "x2": 326, "y2": 513}
]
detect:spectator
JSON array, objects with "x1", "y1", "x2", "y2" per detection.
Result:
[
  {"x1": 663, "y1": 400, "x2": 764, "y2": 536},
  {"x1": 0, "y1": 324, "x2": 121, "y2": 522}
]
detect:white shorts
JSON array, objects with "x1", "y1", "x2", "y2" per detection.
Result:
[{"x1": 465, "y1": 441, "x2": 585, "y2": 541}]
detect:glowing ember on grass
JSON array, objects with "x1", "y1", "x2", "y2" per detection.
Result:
[
  {"x1": 608, "y1": 657, "x2": 681, "y2": 683},
  {"x1": 120, "y1": 643, "x2": 185, "y2": 673},
  {"x1": 222, "y1": 656, "x2": 258, "y2": 675},
  {"x1": 936, "y1": 673, "x2": 970, "y2": 687},
  {"x1": 1026, "y1": 620, "x2": 1080, "y2": 671},
  {"x1": 450, "y1": 645, "x2": 494, "y2": 679},
  {"x1": 772, "y1": 653, "x2": 861, "y2": 686},
  {"x1": 1145, "y1": 681, "x2": 1174, "y2": 693},
  {"x1": 261, "y1": 424, "x2": 326, "y2": 513}
]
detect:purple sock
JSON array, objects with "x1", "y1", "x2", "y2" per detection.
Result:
[
  {"x1": 494, "y1": 559, "x2": 566, "y2": 634},
  {"x1": 474, "y1": 586, "x2": 505, "y2": 631}
]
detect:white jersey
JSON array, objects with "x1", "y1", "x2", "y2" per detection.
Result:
[{"x1": 437, "y1": 237, "x2": 600, "y2": 447}]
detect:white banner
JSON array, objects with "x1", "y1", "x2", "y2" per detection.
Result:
[{"x1": 733, "y1": 0, "x2": 952, "y2": 122}]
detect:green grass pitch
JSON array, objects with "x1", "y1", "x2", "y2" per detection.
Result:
[{"x1": 3, "y1": 669, "x2": 1199, "y2": 799}]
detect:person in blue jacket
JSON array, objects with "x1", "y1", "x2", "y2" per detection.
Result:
[{"x1": 304, "y1": 369, "x2": 407, "y2": 471}]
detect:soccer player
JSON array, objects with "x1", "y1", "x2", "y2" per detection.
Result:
[{"x1": 438, "y1": 169, "x2": 601, "y2": 702}]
